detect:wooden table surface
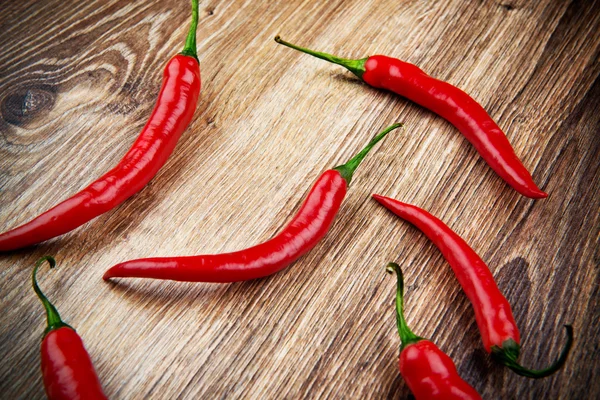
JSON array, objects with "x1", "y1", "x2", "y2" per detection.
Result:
[{"x1": 1, "y1": 0, "x2": 598, "y2": 398}]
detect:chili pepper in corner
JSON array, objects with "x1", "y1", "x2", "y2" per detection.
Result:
[
  {"x1": 374, "y1": 194, "x2": 573, "y2": 378},
  {"x1": 33, "y1": 256, "x2": 107, "y2": 400},
  {"x1": 274, "y1": 36, "x2": 547, "y2": 199},
  {"x1": 387, "y1": 262, "x2": 481, "y2": 400},
  {"x1": 0, "y1": 0, "x2": 202, "y2": 252},
  {"x1": 103, "y1": 123, "x2": 402, "y2": 283}
]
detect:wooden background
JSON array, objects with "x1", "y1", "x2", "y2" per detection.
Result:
[{"x1": 0, "y1": 0, "x2": 598, "y2": 398}]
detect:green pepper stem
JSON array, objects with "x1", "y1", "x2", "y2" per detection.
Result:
[
  {"x1": 386, "y1": 263, "x2": 423, "y2": 350},
  {"x1": 274, "y1": 36, "x2": 367, "y2": 79},
  {"x1": 491, "y1": 325, "x2": 573, "y2": 378},
  {"x1": 33, "y1": 256, "x2": 71, "y2": 336},
  {"x1": 181, "y1": 0, "x2": 199, "y2": 61},
  {"x1": 334, "y1": 123, "x2": 402, "y2": 185}
]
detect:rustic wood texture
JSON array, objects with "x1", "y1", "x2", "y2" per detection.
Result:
[{"x1": 0, "y1": 0, "x2": 598, "y2": 398}]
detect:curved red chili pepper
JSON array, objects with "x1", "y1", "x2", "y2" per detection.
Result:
[
  {"x1": 374, "y1": 194, "x2": 573, "y2": 378},
  {"x1": 33, "y1": 256, "x2": 107, "y2": 400},
  {"x1": 103, "y1": 123, "x2": 402, "y2": 282},
  {"x1": 387, "y1": 263, "x2": 481, "y2": 400},
  {"x1": 0, "y1": 1, "x2": 201, "y2": 252},
  {"x1": 275, "y1": 36, "x2": 547, "y2": 199}
]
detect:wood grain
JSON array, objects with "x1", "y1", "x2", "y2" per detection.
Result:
[{"x1": 0, "y1": 0, "x2": 598, "y2": 398}]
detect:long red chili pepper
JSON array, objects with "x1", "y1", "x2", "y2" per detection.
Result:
[
  {"x1": 274, "y1": 36, "x2": 547, "y2": 199},
  {"x1": 103, "y1": 123, "x2": 402, "y2": 282},
  {"x1": 0, "y1": 0, "x2": 201, "y2": 252},
  {"x1": 386, "y1": 263, "x2": 481, "y2": 400},
  {"x1": 33, "y1": 256, "x2": 107, "y2": 400},
  {"x1": 373, "y1": 194, "x2": 573, "y2": 378}
]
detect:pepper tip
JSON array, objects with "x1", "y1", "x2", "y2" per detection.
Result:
[
  {"x1": 524, "y1": 186, "x2": 548, "y2": 199},
  {"x1": 102, "y1": 270, "x2": 113, "y2": 281},
  {"x1": 372, "y1": 193, "x2": 390, "y2": 205}
]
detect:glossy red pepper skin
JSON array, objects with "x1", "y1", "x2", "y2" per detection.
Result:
[
  {"x1": 363, "y1": 56, "x2": 545, "y2": 198},
  {"x1": 103, "y1": 123, "x2": 401, "y2": 283},
  {"x1": 33, "y1": 256, "x2": 106, "y2": 400},
  {"x1": 0, "y1": 55, "x2": 200, "y2": 252},
  {"x1": 42, "y1": 327, "x2": 107, "y2": 400},
  {"x1": 275, "y1": 37, "x2": 547, "y2": 199},
  {"x1": 376, "y1": 195, "x2": 573, "y2": 378},
  {"x1": 0, "y1": 1, "x2": 202, "y2": 252},
  {"x1": 400, "y1": 340, "x2": 481, "y2": 400},
  {"x1": 387, "y1": 263, "x2": 481, "y2": 400},
  {"x1": 375, "y1": 194, "x2": 518, "y2": 351},
  {"x1": 104, "y1": 169, "x2": 346, "y2": 282}
]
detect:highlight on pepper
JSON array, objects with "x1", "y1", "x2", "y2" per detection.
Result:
[
  {"x1": 0, "y1": 0, "x2": 201, "y2": 252},
  {"x1": 103, "y1": 123, "x2": 403, "y2": 283},
  {"x1": 275, "y1": 35, "x2": 547, "y2": 199},
  {"x1": 33, "y1": 256, "x2": 107, "y2": 400},
  {"x1": 387, "y1": 262, "x2": 481, "y2": 400},
  {"x1": 374, "y1": 194, "x2": 573, "y2": 378}
]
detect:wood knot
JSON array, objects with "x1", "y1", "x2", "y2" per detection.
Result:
[
  {"x1": 499, "y1": 2, "x2": 516, "y2": 11},
  {"x1": 1, "y1": 85, "x2": 56, "y2": 126}
]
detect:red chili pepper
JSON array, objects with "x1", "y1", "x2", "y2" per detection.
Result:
[
  {"x1": 387, "y1": 263, "x2": 481, "y2": 400},
  {"x1": 274, "y1": 36, "x2": 547, "y2": 199},
  {"x1": 33, "y1": 256, "x2": 107, "y2": 400},
  {"x1": 103, "y1": 123, "x2": 402, "y2": 282},
  {"x1": 374, "y1": 194, "x2": 573, "y2": 378},
  {"x1": 0, "y1": 1, "x2": 201, "y2": 252}
]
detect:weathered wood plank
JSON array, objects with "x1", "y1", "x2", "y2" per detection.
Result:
[{"x1": 0, "y1": 0, "x2": 598, "y2": 398}]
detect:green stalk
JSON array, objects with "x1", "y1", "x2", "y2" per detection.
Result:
[
  {"x1": 386, "y1": 263, "x2": 423, "y2": 350},
  {"x1": 274, "y1": 36, "x2": 367, "y2": 79},
  {"x1": 181, "y1": 0, "x2": 200, "y2": 61},
  {"x1": 491, "y1": 325, "x2": 573, "y2": 379},
  {"x1": 334, "y1": 123, "x2": 402, "y2": 185},
  {"x1": 32, "y1": 256, "x2": 71, "y2": 336}
]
